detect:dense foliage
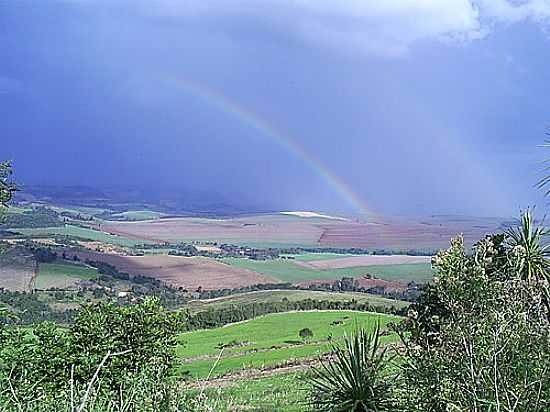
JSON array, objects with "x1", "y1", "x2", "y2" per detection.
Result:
[
  {"x1": 0, "y1": 161, "x2": 15, "y2": 215},
  {"x1": 395, "y1": 211, "x2": 550, "y2": 411},
  {"x1": 0, "y1": 298, "x2": 183, "y2": 410},
  {"x1": 1, "y1": 207, "x2": 63, "y2": 229}
]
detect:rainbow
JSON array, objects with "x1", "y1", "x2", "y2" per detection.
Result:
[{"x1": 169, "y1": 78, "x2": 372, "y2": 217}]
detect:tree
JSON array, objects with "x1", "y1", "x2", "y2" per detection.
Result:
[
  {"x1": 299, "y1": 327, "x2": 314, "y2": 342},
  {"x1": 0, "y1": 161, "x2": 16, "y2": 216},
  {"x1": 69, "y1": 297, "x2": 183, "y2": 388}
]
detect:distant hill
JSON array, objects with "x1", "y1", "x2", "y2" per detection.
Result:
[{"x1": 15, "y1": 184, "x2": 275, "y2": 217}]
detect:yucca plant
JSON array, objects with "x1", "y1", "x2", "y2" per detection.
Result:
[
  {"x1": 505, "y1": 209, "x2": 550, "y2": 283},
  {"x1": 308, "y1": 324, "x2": 395, "y2": 412},
  {"x1": 537, "y1": 139, "x2": 550, "y2": 196}
]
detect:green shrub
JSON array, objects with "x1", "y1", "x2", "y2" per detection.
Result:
[{"x1": 0, "y1": 298, "x2": 185, "y2": 409}]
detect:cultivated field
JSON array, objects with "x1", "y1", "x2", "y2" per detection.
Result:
[
  {"x1": 294, "y1": 254, "x2": 431, "y2": 270},
  {"x1": 34, "y1": 262, "x2": 99, "y2": 290},
  {"x1": 187, "y1": 290, "x2": 408, "y2": 312},
  {"x1": 15, "y1": 225, "x2": 145, "y2": 247},
  {"x1": 98, "y1": 213, "x2": 506, "y2": 250},
  {"x1": 101, "y1": 214, "x2": 325, "y2": 246},
  {"x1": 318, "y1": 215, "x2": 507, "y2": 250},
  {"x1": 65, "y1": 251, "x2": 277, "y2": 290},
  {"x1": 222, "y1": 257, "x2": 432, "y2": 283},
  {"x1": 176, "y1": 311, "x2": 398, "y2": 379},
  {"x1": 284, "y1": 253, "x2": 357, "y2": 261},
  {"x1": 0, "y1": 247, "x2": 37, "y2": 292},
  {"x1": 221, "y1": 257, "x2": 373, "y2": 282},
  {"x1": 108, "y1": 210, "x2": 168, "y2": 221}
]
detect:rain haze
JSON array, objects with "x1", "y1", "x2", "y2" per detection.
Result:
[{"x1": 3, "y1": 0, "x2": 550, "y2": 217}]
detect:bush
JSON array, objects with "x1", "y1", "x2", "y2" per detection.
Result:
[
  {"x1": 394, "y1": 213, "x2": 550, "y2": 411},
  {"x1": 299, "y1": 327, "x2": 314, "y2": 342},
  {"x1": 0, "y1": 298, "x2": 185, "y2": 409}
]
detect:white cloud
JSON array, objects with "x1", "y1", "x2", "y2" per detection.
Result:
[
  {"x1": 292, "y1": 1, "x2": 484, "y2": 56},
  {"x1": 136, "y1": 0, "x2": 550, "y2": 57},
  {"x1": 477, "y1": 0, "x2": 550, "y2": 24}
]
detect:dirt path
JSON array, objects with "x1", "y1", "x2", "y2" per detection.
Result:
[
  {"x1": 180, "y1": 342, "x2": 402, "y2": 390},
  {"x1": 180, "y1": 339, "x2": 331, "y2": 364},
  {"x1": 182, "y1": 355, "x2": 326, "y2": 390}
]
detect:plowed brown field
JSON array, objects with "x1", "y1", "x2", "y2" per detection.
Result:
[
  {"x1": 100, "y1": 214, "x2": 505, "y2": 250},
  {"x1": 66, "y1": 250, "x2": 277, "y2": 290},
  {"x1": 0, "y1": 247, "x2": 37, "y2": 292}
]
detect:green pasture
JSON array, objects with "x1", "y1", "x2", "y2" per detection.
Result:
[
  {"x1": 176, "y1": 311, "x2": 398, "y2": 378},
  {"x1": 14, "y1": 225, "x2": 147, "y2": 247},
  {"x1": 34, "y1": 262, "x2": 99, "y2": 289},
  {"x1": 221, "y1": 257, "x2": 432, "y2": 283},
  {"x1": 221, "y1": 257, "x2": 371, "y2": 282},
  {"x1": 50, "y1": 205, "x2": 111, "y2": 216},
  {"x1": 4, "y1": 206, "x2": 30, "y2": 214},
  {"x1": 187, "y1": 290, "x2": 408, "y2": 312},
  {"x1": 108, "y1": 210, "x2": 167, "y2": 221}
]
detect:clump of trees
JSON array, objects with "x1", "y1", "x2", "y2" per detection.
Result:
[
  {"x1": 0, "y1": 298, "x2": 184, "y2": 410},
  {"x1": 0, "y1": 161, "x2": 15, "y2": 215},
  {"x1": 1, "y1": 207, "x2": 63, "y2": 229}
]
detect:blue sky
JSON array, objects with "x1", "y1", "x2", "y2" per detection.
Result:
[{"x1": 2, "y1": 0, "x2": 550, "y2": 216}]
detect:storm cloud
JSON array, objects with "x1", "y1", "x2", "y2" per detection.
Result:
[{"x1": 2, "y1": 1, "x2": 550, "y2": 216}]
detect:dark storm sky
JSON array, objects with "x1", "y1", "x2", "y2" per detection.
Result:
[{"x1": 3, "y1": 1, "x2": 550, "y2": 216}]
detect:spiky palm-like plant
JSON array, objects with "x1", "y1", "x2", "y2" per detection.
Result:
[
  {"x1": 537, "y1": 139, "x2": 550, "y2": 196},
  {"x1": 505, "y1": 209, "x2": 550, "y2": 283},
  {"x1": 308, "y1": 324, "x2": 395, "y2": 412}
]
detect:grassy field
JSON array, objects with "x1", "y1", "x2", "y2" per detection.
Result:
[
  {"x1": 195, "y1": 373, "x2": 310, "y2": 412},
  {"x1": 4, "y1": 206, "x2": 30, "y2": 214},
  {"x1": 221, "y1": 257, "x2": 432, "y2": 283},
  {"x1": 14, "y1": 225, "x2": 147, "y2": 247},
  {"x1": 221, "y1": 257, "x2": 374, "y2": 282},
  {"x1": 108, "y1": 210, "x2": 167, "y2": 221},
  {"x1": 176, "y1": 311, "x2": 398, "y2": 378},
  {"x1": 50, "y1": 205, "x2": 111, "y2": 216},
  {"x1": 34, "y1": 262, "x2": 99, "y2": 289},
  {"x1": 187, "y1": 290, "x2": 408, "y2": 312}
]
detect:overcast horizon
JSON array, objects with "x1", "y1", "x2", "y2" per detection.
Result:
[{"x1": 3, "y1": 1, "x2": 550, "y2": 217}]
